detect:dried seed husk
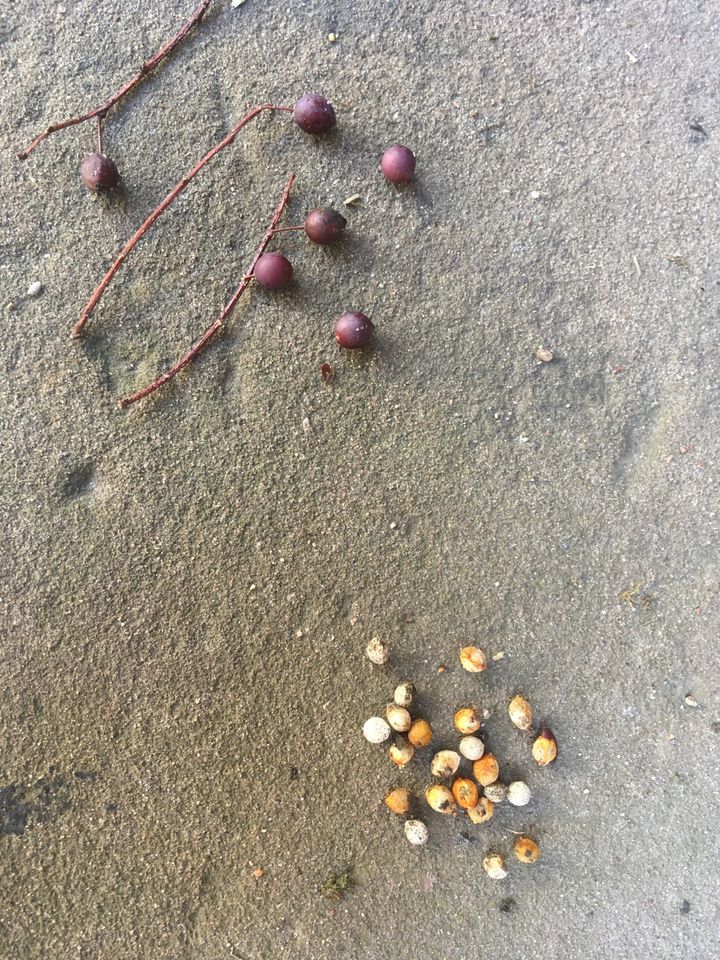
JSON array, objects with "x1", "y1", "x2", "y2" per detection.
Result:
[
  {"x1": 451, "y1": 777, "x2": 479, "y2": 809},
  {"x1": 404, "y1": 819, "x2": 428, "y2": 845},
  {"x1": 473, "y1": 753, "x2": 499, "y2": 786},
  {"x1": 425, "y1": 784, "x2": 457, "y2": 815},
  {"x1": 365, "y1": 636, "x2": 389, "y2": 665},
  {"x1": 532, "y1": 728, "x2": 558, "y2": 766},
  {"x1": 508, "y1": 694, "x2": 533, "y2": 730},
  {"x1": 458, "y1": 735, "x2": 485, "y2": 761},
  {"x1": 362, "y1": 717, "x2": 391, "y2": 744},
  {"x1": 483, "y1": 852, "x2": 507, "y2": 879},
  {"x1": 384, "y1": 787, "x2": 412, "y2": 815},
  {"x1": 430, "y1": 750, "x2": 461, "y2": 778},
  {"x1": 514, "y1": 836, "x2": 541, "y2": 862},
  {"x1": 507, "y1": 781, "x2": 532, "y2": 806},
  {"x1": 483, "y1": 782, "x2": 507, "y2": 804},
  {"x1": 388, "y1": 736, "x2": 414, "y2": 767},
  {"x1": 459, "y1": 646, "x2": 487, "y2": 672},
  {"x1": 393, "y1": 681, "x2": 415, "y2": 708},
  {"x1": 467, "y1": 796, "x2": 494, "y2": 823},
  {"x1": 386, "y1": 703, "x2": 412, "y2": 732},
  {"x1": 454, "y1": 706, "x2": 481, "y2": 735},
  {"x1": 408, "y1": 718, "x2": 433, "y2": 748}
]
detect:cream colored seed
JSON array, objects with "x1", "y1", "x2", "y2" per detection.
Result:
[
  {"x1": 483, "y1": 853, "x2": 507, "y2": 879},
  {"x1": 508, "y1": 694, "x2": 533, "y2": 730},
  {"x1": 431, "y1": 750, "x2": 461, "y2": 778},
  {"x1": 459, "y1": 645, "x2": 487, "y2": 672},
  {"x1": 386, "y1": 703, "x2": 412, "y2": 732}
]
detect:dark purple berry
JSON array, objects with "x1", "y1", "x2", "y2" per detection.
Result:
[
  {"x1": 304, "y1": 208, "x2": 347, "y2": 245},
  {"x1": 293, "y1": 94, "x2": 336, "y2": 135},
  {"x1": 380, "y1": 144, "x2": 416, "y2": 184},
  {"x1": 254, "y1": 252, "x2": 293, "y2": 290},
  {"x1": 80, "y1": 152, "x2": 120, "y2": 191},
  {"x1": 334, "y1": 311, "x2": 374, "y2": 349}
]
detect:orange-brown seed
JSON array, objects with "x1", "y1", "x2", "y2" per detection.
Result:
[
  {"x1": 459, "y1": 646, "x2": 487, "y2": 673},
  {"x1": 532, "y1": 728, "x2": 558, "y2": 766},
  {"x1": 467, "y1": 796, "x2": 494, "y2": 824},
  {"x1": 408, "y1": 718, "x2": 433, "y2": 748},
  {"x1": 454, "y1": 706, "x2": 481, "y2": 735},
  {"x1": 451, "y1": 777, "x2": 479, "y2": 809},
  {"x1": 514, "y1": 836, "x2": 541, "y2": 862},
  {"x1": 473, "y1": 753, "x2": 499, "y2": 786},
  {"x1": 425, "y1": 784, "x2": 456, "y2": 815},
  {"x1": 508, "y1": 694, "x2": 533, "y2": 730},
  {"x1": 384, "y1": 787, "x2": 412, "y2": 815}
]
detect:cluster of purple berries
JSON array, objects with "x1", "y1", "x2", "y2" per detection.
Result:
[{"x1": 244, "y1": 94, "x2": 416, "y2": 353}]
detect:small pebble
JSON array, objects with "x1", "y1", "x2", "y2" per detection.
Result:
[
  {"x1": 529, "y1": 190, "x2": 541, "y2": 199},
  {"x1": 302, "y1": 416, "x2": 312, "y2": 434},
  {"x1": 684, "y1": 694, "x2": 699, "y2": 708},
  {"x1": 252, "y1": 867, "x2": 264, "y2": 879},
  {"x1": 4, "y1": 302, "x2": 15, "y2": 312},
  {"x1": 328, "y1": 32, "x2": 338, "y2": 42},
  {"x1": 27, "y1": 281, "x2": 43, "y2": 297},
  {"x1": 535, "y1": 347, "x2": 554, "y2": 363}
]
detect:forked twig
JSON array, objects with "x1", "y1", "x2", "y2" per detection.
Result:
[
  {"x1": 118, "y1": 173, "x2": 296, "y2": 409},
  {"x1": 73, "y1": 103, "x2": 293, "y2": 337},
  {"x1": 18, "y1": 0, "x2": 214, "y2": 160}
]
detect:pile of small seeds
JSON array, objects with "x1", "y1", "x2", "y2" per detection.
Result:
[{"x1": 362, "y1": 638, "x2": 558, "y2": 880}]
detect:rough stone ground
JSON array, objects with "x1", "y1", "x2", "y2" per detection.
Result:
[{"x1": 1, "y1": 1, "x2": 719, "y2": 958}]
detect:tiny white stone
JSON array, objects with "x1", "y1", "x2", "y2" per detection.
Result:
[
  {"x1": 231, "y1": 0, "x2": 247, "y2": 7},
  {"x1": 365, "y1": 636, "x2": 389, "y2": 665},
  {"x1": 529, "y1": 190, "x2": 541, "y2": 199},
  {"x1": 535, "y1": 346, "x2": 554, "y2": 363},
  {"x1": 404, "y1": 819, "x2": 428, "y2": 845},
  {"x1": 684, "y1": 694, "x2": 699, "y2": 708},
  {"x1": 362, "y1": 716, "x2": 391, "y2": 744},
  {"x1": 328, "y1": 32, "x2": 338, "y2": 42},
  {"x1": 459, "y1": 736, "x2": 485, "y2": 761},
  {"x1": 27, "y1": 281, "x2": 43, "y2": 297},
  {"x1": 507, "y1": 781, "x2": 532, "y2": 806}
]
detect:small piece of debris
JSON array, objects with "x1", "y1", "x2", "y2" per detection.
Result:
[
  {"x1": 322, "y1": 868, "x2": 352, "y2": 900},
  {"x1": 626, "y1": 50, "x2": 638, "y2": 63},
  {"x1": 437, "y1": 664, "x2": 446, "y2": 674},
  {"x1": 57, "y1": 4, "x2": 67, "y2": 12},
  {"x1": 679, "y1": 899, "x2": 691, "y2": 915},
  {"x1": 343, "y1": 194, "x2": 362, "y2": 206},
  {"x1": 231, "y1": 0, "x2": 247, "y2": 7},
  {"x1": 684, "y1": 695, "x2": 699, "y2": 708},
  {"x1": 482, "y1": 708, "x2": 491, "y2": 719},
  {"x1": 328, "y1": 32, "x2": 338, "y2": 42},
  {"x1": 4, "y1": 302, "x2": 15, "y2": 312},
  {"x1": 492, "y1": 651, "x2": 505, "y2": 661},
  {"x1": 302, "y1": 416, "x2": 312, "y2": 434},
  {"x1": 27, "y1": 281, "x2": 43, "y2": 297},
  {"x1": 389, "y1": 521, "x2": 397, "y2": 530},
  {"x1": 535, "y1": 346, "x2": 553, "y2": 363},
  {"x1": 320, "y1": 362, "x2": 336, "y2": 383},
  {"x1": 252, "y1": 867, "x2": 264, "y2": 879},
  {"x1": 529, "y1": 190, "x2": 541, "y2": 200}
]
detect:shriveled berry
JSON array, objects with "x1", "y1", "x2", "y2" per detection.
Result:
[
  {"x1": 254, "y1": 252, "x2": 293, "y2": 290},
  {"x1": 334, "y1": 311, "x2": 374, "y2": 349},
  {"x1": 293, "y1": 94, "x2": 336, "y2": 134},
  {"x1": 380, "y1": 144, "x2": 416, "y2": 184},
  {"x1": 304, "y1": 208, "x2": 347, "y2": 245},
  {"x1": 80, "y1": 152, "x2": 120, "y2": 191}
]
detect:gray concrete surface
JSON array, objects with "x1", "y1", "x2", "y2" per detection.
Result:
[{"x1": 1, "y1": 0, "x2": 719, "y2": 957}]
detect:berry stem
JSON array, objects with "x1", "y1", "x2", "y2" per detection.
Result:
[
  {"x1": 17, "y1": 0, "x2": 214, "y2": 160},
  {"x1": 96, "y1": 116, "x2": 103, "y2": 154},
  {"x1": 118, "y1": 173, "x2": 296, "y2": 409},
  {"x1": 73, "y1": 104, "x2": 292, "y2": 337},
  {"x1": 269, "y1": 225, "x2": 305, "y2": 234}
]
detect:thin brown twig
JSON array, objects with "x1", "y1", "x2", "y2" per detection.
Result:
[
  {"x1": 73, "y1": 103, "x2": 293, "y2": 338},
  {"x1": 18, "y1": 0, "x2": 214, "y2": 160},
  {"x1": 118, "y1": 173, "x2": 296, "y2": 409}
]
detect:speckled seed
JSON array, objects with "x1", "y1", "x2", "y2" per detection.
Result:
[
  {"x1": 507, "y1": 781, "x2": 532, "y2": 806},
  {"x1": 514, "y1": 836, "x2": 541, "y2": 863},
  {"x1": 467, "y1": 796, "x2": 494, "y2": 824},
  {"x1": 365, "y1": 637, "x2": 389, "y2": 665},
  {"x1": 483, "y1": 783, "x2": 507, "y2": 804},
  {"x1": 454, "y1": 707, "x2": 481, "y2": 735},
  {"x1": 408, "y1": 719, "x2": 433, "y2": 748},
  {"x1": 430, "y1": 750, "x2": 461, "y2": 778},
  {"x1": 483, "y1": 853, "x2": 508, "y2": 880},
  {"x1": 472, "y1": 753, "x2": 499, "y2": 786},
  {"x1": 458, "y1": 736, "x2": 485, "y2": 761},
  {"x1": 388, "y1": 736, "x2": 414, "y2": 767},
  {"x1": 532, "y1": 728, "x2": 558, "y2": 766},
  {"x1": 362, "y1": 717, "x2": 391, "y2": 744},
  {"x1": 404, "y1": 819, "x2": 429, "y2": 845},
  {"x1": 425, "y1": 784, "x2": 456, "y2": 815},
  {"x1": 393, "y1": 681, "x2": 415, "y2": 708},
  {"x1": 459, "y1": 646, "x2": 487, "y2": 672},
  {"x1": 27, "y1": 281, "x2": 43, "y2": 297},
  {"x1": 451, "y1": 777, "x2": 479, "y2": 810},
  {"x1": 384, "y1": 787, "x2": 411, "y2": 815},
  {"x1": 508, "y1": 695, "x2": 533, "y2": 730}
]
